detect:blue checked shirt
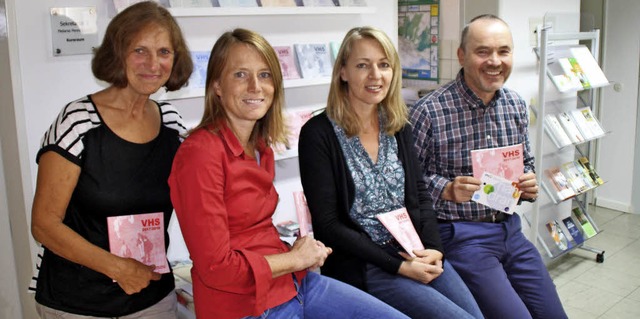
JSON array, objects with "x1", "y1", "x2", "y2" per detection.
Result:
[{"x1": 409, "y1": 70, "x2": 535, "y2": 221}]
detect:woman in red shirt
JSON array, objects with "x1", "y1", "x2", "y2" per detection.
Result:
[{"x1": 168, "y1": 28, "x2": 408, "y2": 319}]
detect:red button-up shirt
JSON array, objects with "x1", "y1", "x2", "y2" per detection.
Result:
[{"x1": 169, "y1": 123, "x2": 305, "y2": 319}]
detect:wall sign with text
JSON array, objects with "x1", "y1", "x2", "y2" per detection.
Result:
[{"x1": 50, "y1": 7, "x2": 98, "y2": 56}]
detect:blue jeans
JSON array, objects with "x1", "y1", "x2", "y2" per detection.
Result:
[
  {"x1": 438, "y1": 213, "x2": 567, "y2": 319},
  {"x1": 365, "y1": 260, "x2": 483, "y2": 319},
  {"x1": 243, "y1": 271, "x2": 408, "y2": 319}
]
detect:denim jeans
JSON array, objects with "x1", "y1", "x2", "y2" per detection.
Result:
[
  {"x1": 243, "y1": 271, "x2": 408, "y2": 319},
  {"x1": 365, "y1": 260, "x2": 483, "y2": 319},
  {"x1": 438, "y1": 213, "x2": 567, "y2": 319}
]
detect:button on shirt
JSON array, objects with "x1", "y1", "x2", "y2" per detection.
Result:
[{"x1": 409, "y1": 70, "x2": 535, "y2": 221}]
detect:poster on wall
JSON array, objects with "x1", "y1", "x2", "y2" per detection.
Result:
[{"x1": 398, "y1": 0, "x2": 439, "y2": 81}]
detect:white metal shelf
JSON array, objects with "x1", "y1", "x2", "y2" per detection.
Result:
[
  {"x1": 154, "y1": 77, "x2": 331, "y2": 101},
  {"x1": 168, "y1": 6, "x2": 376, "y2": 17},
  {"x1": 274, "y1": 148, "x2": 299, "y2": 161},
  {"x1": 533, "y1": 25, "x2": 606, "y2": 263}
]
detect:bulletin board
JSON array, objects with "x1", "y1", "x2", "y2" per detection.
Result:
[{"x1": 398, "y1": 0, "x2": 439, "y2": 81}]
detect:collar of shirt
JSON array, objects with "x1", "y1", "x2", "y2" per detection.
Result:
[
  {"x1": 215, "y1": 121, "x2": 267, "y2": 160},
  {"x1": 454, "y1": 69, "x2": 504, "y2": 110}
]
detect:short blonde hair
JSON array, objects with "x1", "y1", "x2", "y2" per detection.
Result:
[
  {"x1": 326, "y1": 26, "x2": 407, "y2": 137},
  {"x1": 193, "y1": 28, "x2": 288, "y2": 148}
]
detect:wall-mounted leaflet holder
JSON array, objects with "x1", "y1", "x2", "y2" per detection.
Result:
[{"x1": 50, "y1": 7, "x2": 98, "y2": 56}]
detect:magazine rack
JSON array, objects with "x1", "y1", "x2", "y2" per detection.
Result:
[{"x1": 528, "y1": 19, "x2": 610, "y2": 263}]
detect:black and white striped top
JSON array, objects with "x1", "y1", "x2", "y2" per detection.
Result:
[
  {"x1": 29, "y1": 95, "x2": 187, "y2": 316},
  {"x1": 36, "y1": 95, "x2": 186, "y2": 164}
]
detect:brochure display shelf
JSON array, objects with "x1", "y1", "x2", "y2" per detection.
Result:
[
  {"x1": 156, "y1": 3, "x2": 377, "y2": 101},
  {"x1": 529, "y1": 25, "x2": 610, "y2": 263},
  {"x1": 168, "y1": 6, "x2": 376, "y2": 17},
  {"x1": 153, "y1": 77, "x2": 332, "y2": 101},
  {"x1": 154, "y1": 4, "x2": 378, "y2": 161}
]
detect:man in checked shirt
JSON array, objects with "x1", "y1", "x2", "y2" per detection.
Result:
[{"x1": 409, "y1": 14, "x2": 567, "y2": 319}]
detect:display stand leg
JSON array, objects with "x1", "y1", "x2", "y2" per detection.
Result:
[{"x1": 579, "y1": 245, "x2": 605, "y2": 263}]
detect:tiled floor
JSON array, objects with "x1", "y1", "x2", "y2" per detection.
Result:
[{"x1": 547, "y1": 206, "x2": 640, "y2": 318}]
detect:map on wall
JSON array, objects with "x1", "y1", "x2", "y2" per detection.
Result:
[{"x1": 398, "y1": 0, "x2": 439, "y2": 81}]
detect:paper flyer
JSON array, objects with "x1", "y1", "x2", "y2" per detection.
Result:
[
  {"x1": 376, "y1": 207, "x2": 424, "y2": 257},
  {"x1": 471, "y1": 172, "x2": 521, "y2": 214}
]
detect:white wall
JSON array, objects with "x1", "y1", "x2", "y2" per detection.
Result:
[
  {"x1": 4, "y1": 1, "x2": 638, "y2": 317},
  {"x1": 0, "y1": 142, "x2": 23, "y2": 319},
  {"x1": 436, "y1": 0, "x2": 461, "y2": 84},
  {"x1": 1, "y1": 0, "x2": 37, "y2": 317},
  {"x1": 595, "y1": 0, "x2": 640, "y2": 213},
  {"x1": 447, "y1": 0, "x2": 580, "y2": 105},
  {"x1": 499, "y1": 1, "x2": 581, "y2": 103}
]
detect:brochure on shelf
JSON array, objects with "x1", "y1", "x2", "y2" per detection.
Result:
[
  {"x1": 169, "y1": 0, "x2": 212, "y2": 7},
  {"x1": 275, "y1": 220, "x2": 300, "y2": 237},
  {"x1": 540, "y1": 44, "x2": 610, "y2": 93},
  {"x1": 544, "y1": 114, "x2": 573, "y2": 148},
  {"x1": 561, "y1": 161, "x2": 594, "y2": 194},
  {"x1": 301, "y1": 0, "x2": 336, "y2": 6},
  {"x1": 218, "y1": 0, "x2": 259, "y2": 7},
  {"x1": 557, "y1": 112, "x2": 585, "y2": 144},
  {"x1": 273, "y1": 109, "x2": 314, "y2": 154},
  {"x1": 294, "y1": 43, "x2": 333, "y2": 79},
  {"x1": 329, "y1": 41, "x2": 341, "y2": 63},
  {"x1": 260, "y1": 0, "x2": 297, "y2": 6},
  {"x1": 562, "y1": 216, "x2": 585, "y2": 245},
  {"x1": 577, "y1": 157, "x2": 604, "y2": 186},
  {"x1": 571, "y1": 206, "x2": 597, "y2": 238},
  {"x1": 338, "y1": 0, "x2": 367, "y2": 6},
  {"x1": 555, "y1": 58, "x2": 587, "y2": 91},
  {"x1": 113, "y1": 0, "x2": 159, "y2": 12},
  {"x1": 274, "y1": 45, "x2": 301, "y2": 80},
  {"x1": 570, "y1": 107, "x2": 605, "y2": 140},
  {"x1": 545, "y1": 167, "x2": 576, "y2": 201},
  {"x1": 188, "y1": 51, "x2": 210, "y2": 89},
  {"x1": 570, "y1": 46, "x2": 609, "y2": 88},
  {"x1": 545, "y1": 219, "x2": 571, "y2": 252}
]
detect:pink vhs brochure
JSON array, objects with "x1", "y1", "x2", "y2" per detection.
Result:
[
  {"x1": 293, "y1": 191, "x2": 313, "y2": 237},
  {"x1": 107, "y1": 212, "x2": 169, "y2": 274},
  {"x1": 471, "y1": 143, "x2": 524, "y2": 183},
  {"x1": 376, "y1": 208, "x2": 424, "y2": 257},
  {"x1": 273, "y1": 45, "x2": 301, "y2": 80}
]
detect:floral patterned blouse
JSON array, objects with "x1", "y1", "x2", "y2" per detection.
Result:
[{"x1": 330, "y1": 111, "x2": 406, "y2": 245}]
